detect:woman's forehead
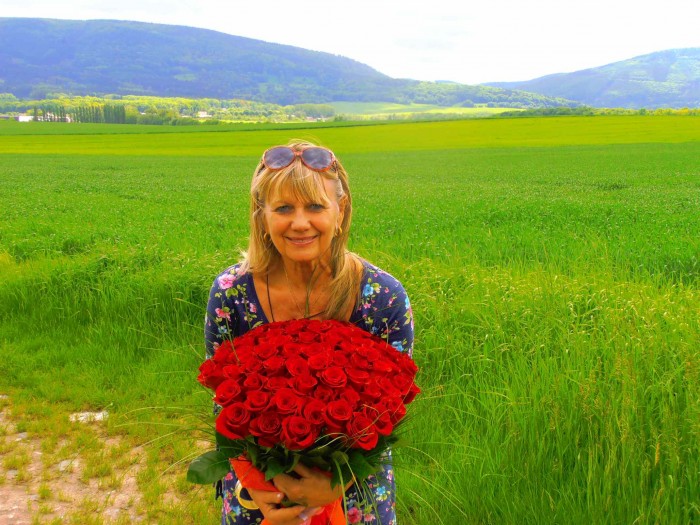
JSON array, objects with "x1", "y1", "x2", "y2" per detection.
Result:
[{"x1": 267, "y1": 175, "x2": 336, "y2": 203}]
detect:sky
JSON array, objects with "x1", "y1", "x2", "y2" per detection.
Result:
[{"x1": 2, "y1": 0, "x2": 699, "y2": 85}]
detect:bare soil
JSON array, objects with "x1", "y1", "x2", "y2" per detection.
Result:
[{"x1": 0, "y1": 401, "x2": 145, "y2": 524}]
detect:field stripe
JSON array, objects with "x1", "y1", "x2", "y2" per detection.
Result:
[{"x1": 1, "y1": 116, "x2": 698, "y2": 156}]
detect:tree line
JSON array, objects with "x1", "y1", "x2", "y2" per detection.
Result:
[{"x1": 0, "y1": 94, "x2": 337, "y2": 124}]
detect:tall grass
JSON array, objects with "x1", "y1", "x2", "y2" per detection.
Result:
[{"x1": 1, "y1": 117, "x2": 698, "y2": 523}]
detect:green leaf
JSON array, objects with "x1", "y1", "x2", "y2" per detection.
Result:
[
  {"x1": 288, "y1": 453, "x2": 301, "y2": 472},
  {"x1": 330, "y1": 450, "x2": 349, "y2": 464},
  {"x1": 264, "y1": 458, "x2": 286, "y2": 480},
  {"x1": 348, "y1": 450, "x2": 378, "y2": 481},
  {"x1": 187, "y1": 450, "x2": 231, "y2": 484},
  {"x1": 246, "y1": 444, "x2": 259, "y2": 465},
  {"x1": 215, "y1": 432, "x2": 246, "y2": 457}
]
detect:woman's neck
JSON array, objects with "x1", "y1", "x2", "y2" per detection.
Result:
[{"x1": 278, "y1": 259, "x2": 331, "y2": 289}]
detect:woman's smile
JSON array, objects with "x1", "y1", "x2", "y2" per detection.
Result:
[{"x1": 286, "y1": 235, "x2": 318, "y2": 246}]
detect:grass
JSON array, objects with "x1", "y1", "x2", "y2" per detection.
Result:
[
  {"x1": 1, "y1": 115, "x2": 698, "y2": 524},
  {"x1": 328, "y1": 101, "x2": 518, "y2": 118}
]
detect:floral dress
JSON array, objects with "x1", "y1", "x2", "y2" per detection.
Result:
[{"x1": 204, "y1": 260, "x2": 414, "y2": 525}]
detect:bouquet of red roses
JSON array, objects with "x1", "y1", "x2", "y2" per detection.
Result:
[{"x1": 187, "y1": 318, "x2": 420, "y2": 509}]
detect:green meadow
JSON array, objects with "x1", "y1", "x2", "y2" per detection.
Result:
[
  {"x1": 1, "y1": 116, "x2": 698, "y2": 524},
  {"x1": 327, "y1": 101, "x2": 517, "y2": 119}
]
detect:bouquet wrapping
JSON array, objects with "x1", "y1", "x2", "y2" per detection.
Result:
[{"x1": 188, "y1": 318, "x2": 420, "y2": 523}]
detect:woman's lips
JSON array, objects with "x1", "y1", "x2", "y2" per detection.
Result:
[{"x1": 286, "y1": 235, "x2": 318, "y2": 246}]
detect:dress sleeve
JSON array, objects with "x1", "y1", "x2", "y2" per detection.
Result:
[
  {"x1": 356, "y1": 267, "x2": 415, "y2": 357},
  {"x1": 204, "y1": 268, "x2": 239, "y2": 358}
]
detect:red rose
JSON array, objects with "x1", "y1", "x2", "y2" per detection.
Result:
[
  {"x1": 214, "y1": 379, "x2": 243, "y2": 406},
  {"x1": 302, "y1": 398, "x2": 326, "y2": 425},
  {"x1": 360, "y1": 381, "x2": 383, "y2": 403},
  {"x1": 313, "y1": 385, "x2": 336, "y2": 403},
  {"x1": 211, "y1": 341, "x2": 235, "y2": 365},
  {"x1": 391, "y1": 372, "x2": 413, "y2": 394},
  {"x1": 377, "y1": 376, "x2": 402, "y2": 399},
  {"x1": 342, "y1": 386, "x2": 361, "y2": 407},
  {"x1": 244, "y1": 390, "x2": 270, "y2": 412},
  {"x1": 291, "y1": 373, "x2": 318, "y2": 394},
  {"x1": 380, "y1": 396, "x2": 407, "y2": 424},
  {"x1": 272, "y1": 388, "x2": 303, "y2": 414},
  {"x1": 345, "y1": 414, "x2": 379, "y2": 451},
  {"x1": 324, "y1": 399, "x2": 353, "y2": 428},
  {"x1": 332, "y1": 352, "x2": 350, "y2": 367},
  {"x1": 263, "y1": 355, "x2": 286, "y2": 375},
  {"x1": 249, "y1": 412, "x2": 282, "y2": 447},
  {"x1": 280, "y1": 342, "x2": 305, "y2": 359},
  {"x1": 319, "y1": 366, "x2": 347, "y2": 389},
  {"x1": 222, "y1": 364, "x2": 244, "y2": 380},
  {"x1": 234, "y1": 344, "x2": 255, "y2": 364},
  {"x1": 197, "y1": 358, "x2": 226, "y2": 390},
  {"x1": 308, "y1": 351, "x2": 333, "y2": 371},
  {"x1": 267, "y1": 376, "x2": 290, "y2": 390},
  {"x1": 353, "y1": 345, "x2": 380, "y2": 363},
  {"x1": 285, "y1": 356, "x2": 309, "y2": 376},
  {"x1": 346, "y1": 368, "x2": 370, "y2": 387},
  {"x1": 362, "y1": 407, "x2": 393, "y2": 437},
  {"x1": 397, "y1": 353, "x2": 419, "y2": 375},
  {"x1": 254, "y1": 342, "x2": 279, "y2": 360},
  {"x1": 303, "y1": 342, "x2": 326, "y2": 357},
  {"x1": 298, "y1": 331, "x2": 319, "y2": 344},
  {"x1": 348, "y1": 352, "x2": 371, "y2": 371},
  {"x1": 244, "y1": 359, "x2": 263, "y2": 373},
  {"x1": 372, "y1": 359, "x2": 397, "y2": 374},
  {"x1": 216, "y1": 402, "x2": 251, "y2": 440},
  {"x1": 403, "y1": 382, "x2": 421, "y2": 404},
  {"x1": 243, "y1": 373, "x2": 264, "y2": 391},
  {"x1": 267, "y1": 334, "x2": 293, "y2": 348},
  {"x1": 281, "y1": 416, "x2": 318, "y2": 450}
]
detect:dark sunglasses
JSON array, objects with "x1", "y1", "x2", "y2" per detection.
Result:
[{"x1": 261, "y1": 146, "x2": 336, "y2": 172}]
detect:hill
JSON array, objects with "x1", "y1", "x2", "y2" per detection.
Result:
[
  {"x1": 0, "y1": 18, "x2": 574, "y2": 108},
  {"x1": 485, "y1": 49, "x2": 700, "y2": 108}
]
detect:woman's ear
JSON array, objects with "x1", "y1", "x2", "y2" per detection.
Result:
[{"x1": 337, "y1": 195, "x2": 348, "y2": 224}]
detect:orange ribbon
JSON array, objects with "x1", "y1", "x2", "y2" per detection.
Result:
[{"x1": 231, "y1": 457, "x2": 345, "y2": 525}]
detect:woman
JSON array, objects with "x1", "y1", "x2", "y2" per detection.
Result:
[{"x1": 205, "y1": 140, "x2": 414, "y2": 525}]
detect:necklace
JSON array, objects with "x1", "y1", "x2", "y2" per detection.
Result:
[
  {"x1": 284, "y1": 265, "x2": 325, "y2": 319},
  {"x1": 283, "y1": 265, "x2": 306, "y2": 318},
  {"x1": 266, "y1": 272, "x2": 275, "y2": 322},
  {"x1": 266, "y1": 270, "x2": 325, "y2": 321}
]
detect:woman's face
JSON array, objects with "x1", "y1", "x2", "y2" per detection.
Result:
[{"x1": 263, "y1": 177, "x2": 344, "y2": 267}]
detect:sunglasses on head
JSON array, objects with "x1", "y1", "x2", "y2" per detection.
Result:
[{"x1": 261, "y1": 146, "x2": 336, "y2": 172}]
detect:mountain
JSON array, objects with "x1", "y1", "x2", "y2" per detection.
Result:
[
  {"x1": 485, "y1": 49, "x2": 700, "y2": 108},
  {"x1": 0, "y1": 18, "x2": 574, "y2": 108}
]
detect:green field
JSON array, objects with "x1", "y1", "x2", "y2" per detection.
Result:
[
  {"x1": 1, "y1": 116, "x2": 699, "y2": 524},
  {"x1": 328, "y1": 101, "x2": 518, "y2": 118}
]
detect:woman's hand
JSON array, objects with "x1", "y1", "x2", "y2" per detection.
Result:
[
  {"x1": 247, "y1": 488, "x2": 308, "y2": 525},
  {"x1": 272, "y1": 464, "x2": 353, "y2": 509}
]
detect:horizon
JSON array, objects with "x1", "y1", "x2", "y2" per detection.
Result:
[{"x1": 2, "y1": 0, "x2": 699, "y2": 85}]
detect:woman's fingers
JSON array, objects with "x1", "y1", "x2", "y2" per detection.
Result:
[
  {"x1": 266, "y1": 503, "x2": 309, "y2": 525},
  {"x1": 246, "y1": 488, "x2": 309, "y2": 525},
  {"x1": 247, "y1": 487, "x2": 284, "y2": 511}
]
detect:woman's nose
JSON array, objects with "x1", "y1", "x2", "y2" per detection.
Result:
[{"x1": 290, "y1": 209, "x2": 310, "y2": 229}]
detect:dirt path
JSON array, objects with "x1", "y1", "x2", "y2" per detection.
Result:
[{"x1": 0, "y1": 398, "x2": 145, "y2": 524}]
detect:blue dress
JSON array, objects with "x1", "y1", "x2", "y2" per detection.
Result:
[{"x1": 204, "y1": 259, "x2": 414, "y2": 525}]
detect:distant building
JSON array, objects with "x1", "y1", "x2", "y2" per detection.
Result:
[{"x1": 17, "y1": 115, "x2": 35, "y2": 122}]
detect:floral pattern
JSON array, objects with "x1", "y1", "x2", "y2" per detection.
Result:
[{"x1": 204, "y1": 260, "x2": 414, "y2": 525}]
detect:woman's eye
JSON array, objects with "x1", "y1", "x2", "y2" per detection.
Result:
[
  {"x1": 274, "y1": 205, "x2": 292, "y2": 213},
  {"x1": 308, "y1": 203, "x2": 326, "y2": 211}
]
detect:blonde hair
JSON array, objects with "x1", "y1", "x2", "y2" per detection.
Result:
[{"x1": 241, "y1": 140, "x2": 361, "y2": 320}]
